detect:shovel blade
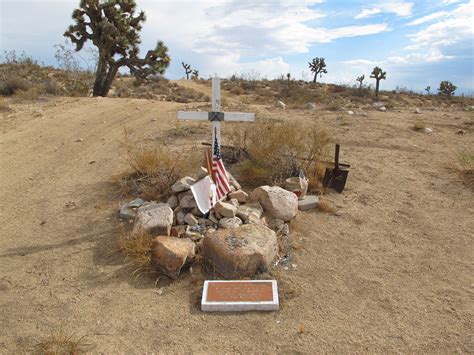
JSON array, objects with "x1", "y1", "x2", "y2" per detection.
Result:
[{"x1": 322, "y1": 169, "x2": 349, "y2": 193}]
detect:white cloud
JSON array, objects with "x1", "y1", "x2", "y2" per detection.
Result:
[
  {"x1": 406, "y1": 0, "x2": 473, "y2": 51},
  {"x1": 355, "y1": 1, "x2": 413, "y2": 19},
  {"x1": 406, "y1": 11, "x2": 448, "y2": 26}
]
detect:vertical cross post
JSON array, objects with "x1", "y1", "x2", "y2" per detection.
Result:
[{"x1": 211, "y1": 77, "x2": 222, "y2": 154}]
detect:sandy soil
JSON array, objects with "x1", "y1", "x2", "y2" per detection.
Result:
[{"x1": 0, "y1": 81, "x2": 473, "y2": 353}]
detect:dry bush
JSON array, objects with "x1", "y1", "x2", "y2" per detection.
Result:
[
  {"x1": 0, "y1": 77, "x2": 29, "y2": 96},
  {"x1": 115, "y1": 129, "x2": 200, "y2": 201},
  {"x1": 458, "y1": 150, "x2": 474, "y2": 188},
  {"x1": 413, "y1": 120, "x2": 426, "y2": 131},
  {"x1": 15, "y1": 87, "x2": 40, "y2": 101},
  {"x1": 34, "y1": 328, "x2": 87, "y2": 354},
  {"x1": 318, "y1": 199, "x2": 337, "y2": 214},
  {"x1": 227, "y1": 119, "x2": 331, "y2": 187},
  {"x1": 117, "y1": 228, "x2": 153, "y2": 267},
  {"x1": 0, "y1": 98, "x2": 10, "y2": 111}
]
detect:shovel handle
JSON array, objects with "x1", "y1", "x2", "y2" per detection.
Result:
[{"x1": 335, "y1": 144, "x2": 340, "y2": 171}]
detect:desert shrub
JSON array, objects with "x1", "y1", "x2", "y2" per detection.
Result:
[
  {"x1": 117, "y1": 228, "x2": 152, "y2": 267},
  {"x1": 44, "y1": 79, "x2": 61, "y2": 95},
  {"x1": 458, "y1": 150, "x2": 474, "y2": 188},
  {"x1": 115, "y1": 129, "x2": 200, "y2": 201},
  {"x1": 227, "y1": 119, "x2": 331, "y2": 187},
  {"x1": 34, "y1": 328, "x2": 87, "y2": 354},
  {"x1": 413, "y1": 120, "x2": 426, "y2": 131},
  {"x1": 0, "y1": 77, "x2": 29, "y2": 96}
]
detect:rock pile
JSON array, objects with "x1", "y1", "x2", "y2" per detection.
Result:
[{"x1": 119, "y1": 170, "x2": 319, "y2": 279}]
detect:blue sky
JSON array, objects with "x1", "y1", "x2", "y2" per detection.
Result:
[{"x1": 1, "y1": 0, "x2": 473, "y2": 94}]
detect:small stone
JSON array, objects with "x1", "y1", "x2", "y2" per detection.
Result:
[
  {"x1": 277, "y1": 100, "x2": 286, "y2": 109},
  {"x1": 191, "y1": 207, "x2": 204, "y2": 217},
  {"x1": 185, "y1": 226, "x2": 203, "y2": 241},
  {"x1": 208, "y1": 212, "x2": 219, "y2": 224},
  {"x1": 75, "y1": 138, "x2": 83, "y2": 142},
  {"x1": 177, "y1": 189, "x2": 193, "y2": 201},
  {"x1": 228, "y1": 190, "x2": 248, "y2": 203},
  {"x1": 415, "y1": 108, "x2": 421, "y2": 114},
  {"x1": 170, "y1": 225, "x2": 186, "y2": 237},
  {"x1": 128, "y1": 198, "x2": 144, "y2": 208},
  {"x1": 291, "y1": 263, "x2": 297, "y2": 269},
  {"x1": 179, "y1": 195, "x2": 197, "y2": 209},
  {"x1": 423, "y1": 127, "x2": 433, "y2": 134},
  {"x1": 184, "y1": 213, "x2": 199, "y2": 226},
  {"x1": 214, "y1": 201, "x2": 237, "y2": 218},
  {"x1": 198, "y1": 218, "x2": 214, "y2": 226},
  {"x1": 303, "y1": 102, "x2": 316, "y2": 110},
  {"x1": 298, "y1": 195, "x2": 320, "y2": 211},
  {"x1": 456, "y1": 129, "x2": 466, "y2": 134},
  {"x1": 347, "y1": 110, "x2": 354, "y2": 115},
  {"x1": 218, "y1": 217, "x2": 243, "y2": 229},
  {"x1": 176, "y1": 211, "x2": 185, "y2": 225},
  {"x1": 378, "y1": 106, "x2": 386, "y2": 112},
  {"x1": 358, "y1": 111, "x2": 368, "y2": 117},
  {"x1": 197, "y1": 167, "x2": 209, "y2": 180},
  {"x1": 171, "y1": 176, "x2": 196, "y2": 193},
  {"x1": 236, "y1": 202, "x2": 264, "y2": 224},
  {"x1": 372, "y1": 102, "x2": 385, "y2": 109},
  {"x1": 151, "y1": 236, "x2": 195, "y2": 279},
  {"x1": 167, "y1": 195, "x2": 178, "y2": 209},
  {"x1": 228, "y1": 198, "x2": 239, "y2": 208}
]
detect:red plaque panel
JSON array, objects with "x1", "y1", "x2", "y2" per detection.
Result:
[{"x1": 206, "y1": 281, "x2": 274, "y2": 302}]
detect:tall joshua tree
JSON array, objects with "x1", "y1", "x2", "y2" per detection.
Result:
[
  {"x1": 191, "y1": 69, "x2": 199, "y2": 79},
  {"x1": 438, "y1": 81, "x2": 457, "y2": 97},
  {"x1": 182, "y1": 62, "x2": 192, "y2": 79},
  {"x1": 370, "y1": 66, "x2": 386, "y2": 98},
  {"x1": 308, "y1": 57, "x2": 327, "y2": 83},
  {"x1": 64, "y1": 0, "x2": 170, "y2": 97},
  {"x1": 356, "y1": 75, "x2": 365, "y2": 90}
]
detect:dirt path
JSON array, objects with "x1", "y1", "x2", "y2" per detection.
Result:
[{"x1": 0, "y1": 90, "x2": 472, "y2": 352}]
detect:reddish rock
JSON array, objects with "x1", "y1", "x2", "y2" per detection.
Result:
[{"x1": 151, "y1": 236, "x2": 195, "y2": 279}]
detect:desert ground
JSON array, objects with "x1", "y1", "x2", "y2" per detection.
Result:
[{"x1": 0, "y1": 80, "x2": 473, "y2": 352}]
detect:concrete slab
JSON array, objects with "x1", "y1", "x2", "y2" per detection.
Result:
[
  {"x1": 298, "y1": 195, "x2": 320, "y2": 211},
  {"x1": 201, "y1": 280, "x2": 279, "y2": 312}
]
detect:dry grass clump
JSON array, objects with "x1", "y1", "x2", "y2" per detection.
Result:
[
  {"x1": 34, "y1": 328, "x2": 87, "y2": 354},
  {"x1": 458, "y1": 150, "x2": 474, "y2": 188},
  {"x1": 318, "y1": 199, "x2": 337, "y2": 215},
  {"x1": 117, "y1": 228, "x2": 153, "y2": 267},
  {"x1": 227, "y1": 119, "x2": 331, "y2": 187},
  {"x1": 115, "y1": 129, "x2": 199, "y2": 201},
  {"x1": 413, "y1": 120, "x2": 426, "y2": 131}
]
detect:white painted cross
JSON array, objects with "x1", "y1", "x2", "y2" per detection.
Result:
[{"x1": 177, "y1": 77, "x2": 255, "y2": 152}]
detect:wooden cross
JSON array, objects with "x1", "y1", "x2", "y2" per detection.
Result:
[{"x1": 177, "y1": 77, "x2": 255, "y2": 153}]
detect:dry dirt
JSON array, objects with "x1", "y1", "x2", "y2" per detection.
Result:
[{"x1": 0, "y1": 80, "x2": 473, "y2": 353}]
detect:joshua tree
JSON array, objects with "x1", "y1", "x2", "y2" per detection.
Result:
[
  {"x1": 356, "y1": 75, "x2": 365, "y2": 90},
  {"x1": 308, "y1": 57, "x2": 327, "y2": 83},
  {"x1": 424, "y1": 86, "x2": 431, "y2": 95},
  {"x1": 370, "y1": 66, "x2": 386, "y2": 98},
  {"x1": 191, "y1": 69, "x2": 199, "y2": 79},
  {"x1": 438, "y1": 81, "x2": 457, "y2": 97},
  {"x1": 64, "y1": 0, "x2": 170, "y2": 97},
  {"x1": 182, "y1": 62, "x2": 192, "y2": 79}
]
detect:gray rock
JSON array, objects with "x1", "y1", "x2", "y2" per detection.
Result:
[
  {"x1": 303, "y1": 102, "x2": 316, "y2": 110},
  {"x1": 372, "y1": 102, "x2": 385, "y2": 109},
  {"x1": 176, "y1": 211, "x2": 185, "y2": 225},
  {"x1": 277, "y1": 100, "x2": 286, "y2": 109},
  {"x1": 236, "y1": 202, "x2": 264, "y2": 224},
  {"x1": 214, "y1": 201, "x2": 237, "y2": 218},
  {"x1": 167, "y1": 195, "x2": 178, "y2": 209},
  {"x1": 358, "y1": 111, "x2": 368, "y2": 117},
  {"x1": 177, "y1": 189, "x2": 193, "y2": 201},
  {"x1": 378, "y1": 106, "x2": 387, "y2": 112},
  {"x1": 250, "y1": 186, "x2": 298, "y2": 222},
  {"x1": 226, "y1": 171, "x2": 241, "y2": 190},
  {"x1": 228, "y1": 190, "x2": 248, "y2": 203},
  {"x1": 298, "y1": 195, "x2": 320, "y2": 211},
  {"x1": 191, "y1": 207, "x2": 203, "y2": 217},
  {"x1": 415, "y1": 108, "x2": 421, "y2": 114},
  {"x1": 151, "y1": 236, "x2": 195, "y2": 279},
  {"x1": 179, "y1": 194, "x2": 197, "y2": 209},
  {"x1": 203, "y1": 224, "x2": 278, "y2": 278},
  {"x1": 208, "y1": 212, "x2": 219, "y2": 224},
  {"x1": 184, "y1": 213, "x2": 199, "y2": 226},
  {"x1": 197, "y1": 167, "x2": 209, "y2": 180},
  {"x1": 218, "y1": 217, "x2": 243, "y2": 229},
  {"x1": 119, "y1": 198, "x2": 144, "y2": 220},
  {"x1": 347, "y1": 110, "x2": 354, "y2": 115},
  {"x1": 171, "y1": 176, "x2": 196, "y2": 193},
  {"x1": 228, "y1": 198, "x2": 239, "y2": 208},
  {"x1": 128, "y1": 198, "x2": 144, "y2": 208},
  {"x1": 133, "y1": 202, "x2": 173, "y2": 236},
  {"x1": 423, "y1": 127, "x2": 433, "y2": 134}
]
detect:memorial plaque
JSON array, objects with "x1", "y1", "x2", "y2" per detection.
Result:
[{"x1": 201, "y1": 280, "x2": 279, "y2": 312}]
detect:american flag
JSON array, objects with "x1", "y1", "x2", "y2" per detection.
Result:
[{"x1": 211, "y1": 128, "x2": 231, "y2": 201}]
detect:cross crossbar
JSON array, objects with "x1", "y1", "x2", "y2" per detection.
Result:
[{"x1": 177, "y1": 111, "x2": 255, "y2": 122}]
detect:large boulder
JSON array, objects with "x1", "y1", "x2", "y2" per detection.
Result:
[
  {"x1": 133, "y1": 202, "x2": 173, "y2": 236},
  {"x1": 214, "y1": 201, "x2": 237, "y2": 218},
  {"x1": 250, "y1": 186, "x2": 298, "y2": 222},
  {"x1": 151, "y1": 236, "x2": 195, "y2": 279},
  {"x1": 203, "y1": 224, "x2": 278, "y2": 278}
]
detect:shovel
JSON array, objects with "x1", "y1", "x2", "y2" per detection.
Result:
[{"x1": 323, "y1": 144, "x2": 349, "y2": 193}]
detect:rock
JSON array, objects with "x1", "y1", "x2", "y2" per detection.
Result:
[
  {"x1": 415, "y1": 108, "x2": 421, "y2": 114},
  {"x1": 198, "y1": 218, "x2": 214, "y2": 227},
  {"x1": 119, "y1": 198, "x2": 144, "y2": 220},
  {"x1": 236, "y1": 202, "x2": 264, "y2": 224},
  {"x1": 214, "y1": 201, "x2": 237, "y2": 218},
  {"x1": 170, "y1": 225, "x2": 186, "y2": 238},
  {"x1": 228, "y1": 198, "x2": 239, "y2": 208},
  {"x1": 151, "y1": 236, "x2": 195, "y2": 279},
  {"x1": 303, "y1": 102, "x2": 316, "y2": 110},
  {"x1": 128, "y1": 198, "x2": 144, "y2": 208},
  {"x1": 177, "y1": 189, "x2": 193, "y2": 201},
  {"x1": 378, "y1": 106, "x2": 387, "y2": 112},
  {"x1": 268, "y1": 219, "x2": 289, "y2": 236},
  {"x1": 372, "y1": 102, "x2": 385, "y2": 109},
  {"x1": 176, "y1": 211, "x2": 185, "y2": 225},
  {"x1": 75, "y1": 138, "x2": 84, "y2": 142},
  {"x1": 186, "y1": 225, "x2": 205, "y2": 241},
  {"x1": 203, "y1": 224, "x2": 278, "y2": 278},
  {"x1": 167, "y1": 195, "x2": 178, "y2": 209},
  {"x1": 133, "y1": 202, "x2": 173, "y2": 236},
  {"x1": 358, "y1": 111, "x2": 368, "y2": 117},
  {"x1": 179, "y1": 195, "x2": 197, "y2": 209},
  {"x1": 228, "y1": 190, "x2": 248, "y2": 203},
  {"x1": 250, "y1": 186, "x2": 298, "y2": 222},
  {"x1": 184, "y1": 213, "x2": 199, "y2": 226},
  {"x1": 423, "y1": 127, "x2": 433, "y2": 134},
  {"x1": 456, "y1": 129, "x2": 466, "y2": 134},
  {"x1": 197, "y1": 167, "x2": 209, "y2": 180},
  {"x1": 171, "y1": 176, "x2": 196, "y2": 193},
  {"x1": 277, "y1": 101, "x2": 286, "y2": 109},
  {"x1": 218, "y1": 217, "x2": 243, "y2": 229},
  {"x1": 298, "y1": 195, "x2": 320, "y2": 211},
  {"x1": 208, "y1": 212, "x2": 219, "y2": 224},
  {"x1": 465, "y1": 106, "x2": 474, "y2": 111},
  {"x1": 191, "y1": 207, "x2": 203, "y2": 217},
  {"x1": 347, "y1": 110, "x2": 354, "y2": 115}
]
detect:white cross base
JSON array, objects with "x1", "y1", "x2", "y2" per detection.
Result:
[{"x1": 177, "y1": 77, "x2": 255, "y2": 149}]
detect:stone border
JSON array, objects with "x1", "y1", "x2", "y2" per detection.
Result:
[{"x1": 201, "y1": 280, "x2": 279, "y2": 312}]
